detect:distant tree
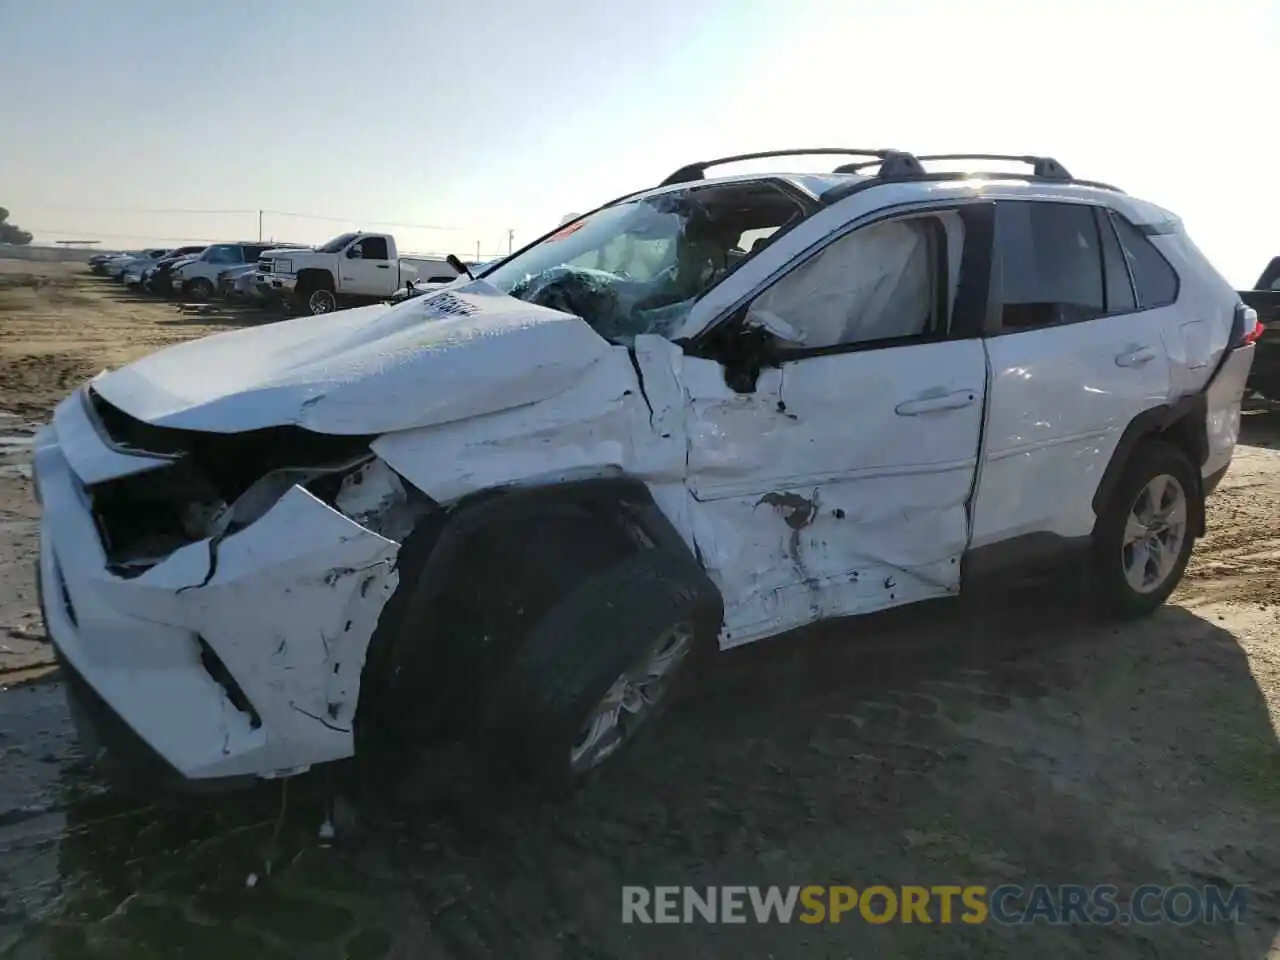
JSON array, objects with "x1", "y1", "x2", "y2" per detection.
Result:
[{"x1": 0, "y1": 207, "x2": 33, "y2": 245}]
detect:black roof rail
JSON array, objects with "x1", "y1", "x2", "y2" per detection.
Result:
[
  {"x1": 913, "y1": 154, "x2": 1073, "y2": 181},
  {"x1": 658, "y1": 148, "x2": 924, "y2": 187}
]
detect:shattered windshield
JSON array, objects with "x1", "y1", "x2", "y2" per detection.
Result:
[{"x1": 483, "y1": 181, "x2": 807, "y2": 343}]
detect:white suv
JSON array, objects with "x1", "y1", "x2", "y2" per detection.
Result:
[{"x1": 33, "y1": 149, "x2": 1257, "y2": 790}]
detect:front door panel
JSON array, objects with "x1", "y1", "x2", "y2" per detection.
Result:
[{"x1": 682, "y1": 339, "x2": 986, "y2": 647}]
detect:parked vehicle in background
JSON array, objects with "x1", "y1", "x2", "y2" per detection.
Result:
[
  {"x1": 33, "y1": 149, "x2": 1256, "y2": 791},
  {"x1": 122, "y1": 249, "x2": 179, "y2": 288},
  {"x1": 1239, "y1": 257, "x2": 1279, "y2": 399},
  {"x1": 142, "y1": 246, "x2": 208, "y2": 294},
  {"x1": 88, "y1": 251, "x2": 126, "y2": 275},
  {"x1": 256, "y1": 232, "x2": 460, "y2": 314},
  {"x1": 216, "y1": 263, "x2": 260, "y2": 300},
  {"x1": 389, "y1": 278, "x2": 452, "y2": 303},
  {"x1": 170, "y1": 242, "x2": 280, "y2": 300},
  {"x1": 105, "y1": 248, "x2": 170, "y2": 280},
  {"x1": 229, "y1": 267, "x2": 268, "y2": 303},
  {"x1": 389, "y1": 261, "x2": 497, "y2": 303}
]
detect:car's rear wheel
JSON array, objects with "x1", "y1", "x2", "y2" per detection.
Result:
[{"x1": 1091, "y1": 441, "x2": 1200, "y2": 618}]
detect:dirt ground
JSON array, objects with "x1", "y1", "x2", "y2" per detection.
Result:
[{"x1": 1, "y1": 259, "x2": 1279, "y2": 958}]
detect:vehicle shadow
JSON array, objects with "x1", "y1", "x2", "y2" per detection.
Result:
[
  {"x1": 157, "y1": 302, "x2": 290, "y2": 327},
  {"x1": 109, "y1": 292, "x2": 290, "y2": 328},
  {"x1": 99, "y1": 283, "x2": 298, "y2": 327},
  {"x1": 25, "y1": 586, "x2": 1280, "y2": 958},
  {"x1": 1240, "y1": 400, "x2": 1280, "y2": 447}
]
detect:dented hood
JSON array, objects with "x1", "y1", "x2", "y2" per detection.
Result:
[{"x1": 90, "y1": 281, "x2": 614, "y2": 435}]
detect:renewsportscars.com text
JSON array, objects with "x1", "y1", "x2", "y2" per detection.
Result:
[{"x1": 621, "y1": 884, "x2": 1247, "y2": 925}]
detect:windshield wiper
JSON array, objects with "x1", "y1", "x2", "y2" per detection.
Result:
[{"x1": 447, "y1": 254, "x2": 474, "y2": 280}]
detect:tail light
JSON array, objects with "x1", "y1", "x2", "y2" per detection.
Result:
[{"x1": 1234, "y1": 304, "x2": 1261, "y2": 346}]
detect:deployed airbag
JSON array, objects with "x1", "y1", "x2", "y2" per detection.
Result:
[{"x1": 746, "y1": 219, "x2": 932, "y2": 349}]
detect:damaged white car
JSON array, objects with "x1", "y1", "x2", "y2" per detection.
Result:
[{"x1": 35, "y1": 149, "x2": 1258, "y2": 790}]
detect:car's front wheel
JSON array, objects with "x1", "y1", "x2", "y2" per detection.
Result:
[
  {"x1": 1091, "y1": 440, "x2": 1201, "y2": 617},
  {"x1": 185, "y1": 277, "x2": 214, "y2": 300},
  {"x1": 486, "y1": 549, "x2": 720, "y2": 784},
  {"x1": 306, "y1": 289, "x2": 338, "y2": 315}
]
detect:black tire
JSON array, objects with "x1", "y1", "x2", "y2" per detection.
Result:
[
  {"x1": 484, "y1": 548, "x2": 720, "y2": 786},
  {"x1": 293, "y1": 273, "x2": 337, "y2": 315},
  {"x1": 304, "y1": 288, "x2": 338, "y2": 315},
  {"x1": 1090, "y1": 440, "x2": 1201, "y2": 618},
  {"x1": 185, "y1": 277, "x2": 214, "y2": 300}
]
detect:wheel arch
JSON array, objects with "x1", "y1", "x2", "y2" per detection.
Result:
[
  {"x1": 1091, "y1": 394, "x2": 1209, "y2": 536},
  {"x1": 295, "y1": 267, "x2": 335, "y2": 291},
  {"x1": 355, "y1": 476, "x2": 721, "y2": 743}
]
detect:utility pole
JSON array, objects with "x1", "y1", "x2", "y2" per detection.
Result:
[
  {"x1": 257, "y1": 210, "x2": 263, "y2": 242},
  {"x1": 507, "y1": 229, "x2": 514, "y2": 254},
  {"x1": 476, "y1": 240, "x2": 480, "y2": 261}
]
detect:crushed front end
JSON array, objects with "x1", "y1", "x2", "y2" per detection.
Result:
[{"x1": 35, "y1": 384, "x2": 429, "y2": 788}]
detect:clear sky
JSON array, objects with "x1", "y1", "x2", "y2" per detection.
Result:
[{"x1": 1, "y1": 0, "x2": 1276, "y2": 284}]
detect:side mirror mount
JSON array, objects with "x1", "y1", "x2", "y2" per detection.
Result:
[{"x1": 346, "y1": 246, "x2": 362, "y2": 260}]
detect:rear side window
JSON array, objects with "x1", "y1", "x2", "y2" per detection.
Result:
[
  {"x1": 997, "y1": 202, "x2": 1104, "y2": 330},
  {"x1": 1108, "y1": 212, "x2": 1179, "y2": 308},
  {"x1": 1097, "y1": 211, "x2": 1136, "y2": 313}
]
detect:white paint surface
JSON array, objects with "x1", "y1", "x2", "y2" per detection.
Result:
[
  {"x1": 90, "y1": 282, "x2": 613, "y2": 435},
  {"x1": 34, "y1": 172, "x2": 1255, "y2": 784}
]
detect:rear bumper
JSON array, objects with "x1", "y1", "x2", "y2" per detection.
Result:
[
  {"x1": 1202, "y1": 463, "x2": 1229, "y2": 498},
  {"x1": 1202, "y1": 343, "x2": 1256, "y2": 481}
]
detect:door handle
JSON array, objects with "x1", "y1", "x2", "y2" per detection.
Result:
[
  {"x1": 375, "y1": 264, "x2": 391, "y2": 269},
  {"x1": 894, "y1": 390, "x2": 977, "y2": 416},
  {"x1": 1115, "y1": 346, "x2": 1156, "y2": 368}
]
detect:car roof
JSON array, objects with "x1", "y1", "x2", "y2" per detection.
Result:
[
  {"x1": 624, "y1": 150, "x2": 1178, "y2": 228},
  {"x1": 633, "y1": 170, "x2": 1178, "y2": 229}
]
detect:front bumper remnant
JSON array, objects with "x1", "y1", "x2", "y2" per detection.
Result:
[{"x1": 35, "y1": 396, "x2": 402, "y2": 788}]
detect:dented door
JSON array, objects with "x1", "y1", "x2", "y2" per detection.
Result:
[{"x1": 682, "y1": 339, "x2": 987, "y2": 648}]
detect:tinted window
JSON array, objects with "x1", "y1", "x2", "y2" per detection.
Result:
[
  {"x1": 1097, "y1": 211, "x2": 1136, "y2": 313},
  {"x1": 358, "y1": 236, "x2": 390, "y2": 260},
  {"x1": 1108, "y1": 212, "x2": 1179, "y2": 308},
  {"x1": 998, "y1": 202, "x2": 1103, "y2": 330},
  {"x1": 204, "y1": 244, "x2": 239, "y2": 264}
]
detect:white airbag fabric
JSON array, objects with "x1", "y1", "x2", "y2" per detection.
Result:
[{"x1": 746, "y1": 220, "x2": 932, "y2": 349}]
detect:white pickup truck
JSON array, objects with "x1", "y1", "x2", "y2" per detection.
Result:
[{"x1": 255, "y1": 231, "x2": 461, "y2": 315}]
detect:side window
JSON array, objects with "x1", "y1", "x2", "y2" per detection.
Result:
[
  {"x1": 359, "y1": 236, "x2": 390, "y2": 260},
  {"x1": 997, "y1": 202, "x2": 1104, "y2": 330},
  {"x1": 1096, "y1": 209, "x2": 1136, "y2": 313},
  {"x1": 1108, "y1": 212, "x2": 1179, "y2": 308},
  {"x1": 746, "y1": 214, "x2": 949, "y2": 353}
]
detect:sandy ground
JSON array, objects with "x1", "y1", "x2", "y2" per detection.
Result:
[{"x1": 1, "y1": 260, "x2": 1279, "y2": 958}]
